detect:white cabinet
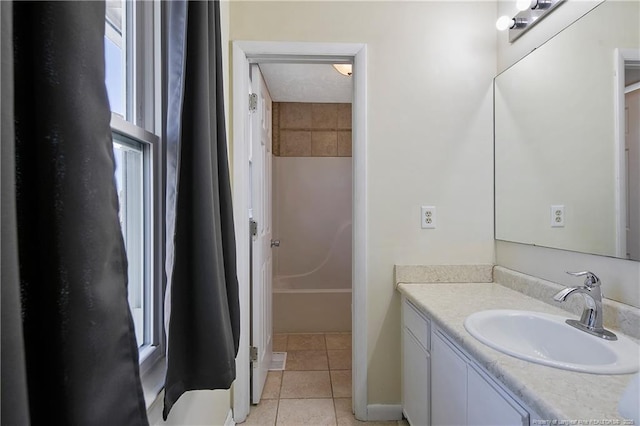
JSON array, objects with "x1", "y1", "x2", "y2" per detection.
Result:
[
  {"x1": 467, "y1": 364, "x2": 529, "y2": 426},
  {"x1": 431, "y1": 331, "x2": 467, "y2": 426},
  {"x1": 431, "y1": 330, "x2": 529, "y2": 426},
  {"x1": 432, "y1": 331, "x2": 529, "y2": 426},
  {"x1": 402, "y1": 298, "x2": 431, "y2": 426},
  {"x1": 402, "y1": 298, "x2": 531, "y2": 426},
  {"x1": 403, "y1": 328, "x2": 430, "y2": 426}
]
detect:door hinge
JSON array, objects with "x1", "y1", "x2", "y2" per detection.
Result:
[
  {"x1": 250, "y1": 346, "x2": 258, "y2": 362},
  {"x1": 249, "y1": 93, "x2": 258, "y2": 112},
  {"x1": 250, "y1": 219, "x2": 258, "y2": 236}
]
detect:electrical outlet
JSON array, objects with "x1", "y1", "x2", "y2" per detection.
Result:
[
  {"x1": 551, "y1": 205, "x2": 565, "y2": 227},
  {"x1": 421, "y1": 206, "x2": 437, "y2": 229}
]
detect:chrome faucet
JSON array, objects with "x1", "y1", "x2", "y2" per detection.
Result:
[{"x1": 553, "y1": 271, "x2": 617, "y2": 340}]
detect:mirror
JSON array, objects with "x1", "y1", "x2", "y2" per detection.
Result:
[{"x1": 495, "y1": 0, "x2": 640, "y2": 260}]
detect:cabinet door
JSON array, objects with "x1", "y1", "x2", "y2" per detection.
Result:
[
  {"x1": 431, "y1": 332, "x2": 467, "y2": 426},
  {"x1": 403, "y1": 328, "x2": 430, "y2": 426},
  {"x1": 467, "y1": 365, "x2": 529, "y2": 426}
]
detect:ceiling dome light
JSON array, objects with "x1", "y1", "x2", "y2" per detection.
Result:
[
  {"x1": 496, "y1": 15, "x2": 515, "y2": 31},
  {"x1": 333, "y1": 64, "x2": 352, "y2": 76}
]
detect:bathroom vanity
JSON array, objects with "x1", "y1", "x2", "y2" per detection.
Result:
[
  {"x1": 403, "y1": 297, "x2": 531, "y2": 426},
  {"x1": 397, "y1": 265, "x2": 640, "y2": 425}
]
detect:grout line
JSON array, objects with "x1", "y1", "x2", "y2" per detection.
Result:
[
  {"x1": 325, "y1": 333, "x2": 340, "y2": 426},
  {"x1": 332, "y1": 395, "x2": 339, "y2": 426},
  {"x1": 325, "y1": 334, "x2": 334, "y2": 399},
  {"x1": 273, "y1": 396, "x2": 280, "y2": 425},
  {"x1": 273, "y1": 334, "x2": 288, "y2": 426}
]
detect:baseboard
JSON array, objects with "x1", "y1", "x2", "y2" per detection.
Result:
[
  {"x1": 367, "y1": 404, "x2": 403, "y2": 421},
  {"x1": 224, "y1": 409, "x2": 235, "y2": 426}
]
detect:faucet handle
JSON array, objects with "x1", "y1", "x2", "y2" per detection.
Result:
[{"x1": 566, "y1": 271, "x2": 601, "y2": 288}]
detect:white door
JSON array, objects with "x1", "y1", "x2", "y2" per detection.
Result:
[
  {"x1": 625, "y1": 87, "x2": 640, "y2": 260},
  {"x1": 250, "y1": 63, "x2": 273, "y2": 404}
]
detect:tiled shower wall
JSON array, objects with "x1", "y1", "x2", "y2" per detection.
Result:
[{"x1": 273, "y1": 102, "x2": 352, "y2": 157}]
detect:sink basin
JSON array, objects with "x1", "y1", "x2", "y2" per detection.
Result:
[{"x1": 464, "y1": 310, "x2": 639, "y2": 374}]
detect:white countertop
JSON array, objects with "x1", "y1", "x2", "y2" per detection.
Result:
[{"x1": 397, "y1": 282, "x2": 638, "y2": 422}]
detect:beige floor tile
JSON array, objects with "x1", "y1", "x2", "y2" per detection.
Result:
[
  {"x1": 273, "y1": 334, "x2": 288, "y2": 352},
  {"x1": 245, "y1": 399, "x2": 278, "y2": 425},
  {"x1": 287, "y1": 333, "x2": 326, "y2": 350},
  {"x1": 262, "y1": 371, "x2": 282, "y2": 400},
  {"x1": 328, "y1": 349, "x2": 352, "y2": 370},
  {"x1": 325, "y1": 333, "x2": 351, "y2": 350},
  {"x1": 330, "y1": 370, "x2": 352, "y2": 398},
  {"x1": 335, "y1": 398, "x2": 357, "y2": 426},
  {"x1": 276, "y1": 398, "x2": 336, "y2": 426},
  {"x1": 280, "y1": 370, "x2": 332, "y2": 398},
  {"x1": 286, "y1": 350, "x2": 329, "y2": 371}
]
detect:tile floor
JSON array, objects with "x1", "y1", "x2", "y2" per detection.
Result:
[{"x1": 243, "y1": 332, "x2": 409, "y2": 426}]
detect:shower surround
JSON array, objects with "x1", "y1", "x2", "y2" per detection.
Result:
[{"x1": 272, "y1": 102, "x2": 352, "y2": 333}]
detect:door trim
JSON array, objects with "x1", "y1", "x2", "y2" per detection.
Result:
[
  {"x1": 231, "y1": 41, "x2": 368, "y2": 422},
  {"x1": 614, "y1": 48, "x2": 640, "y2": 258}
]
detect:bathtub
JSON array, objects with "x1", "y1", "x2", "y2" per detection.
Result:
[
  {"x1": 272, "y1": 157, "x2": 352, "y2": 333},
  {"x1": 272, "y1": 221, "x2": 352, "y2": 333},
  {"x1": 273, "y1": 287, "x2": 352, "y2": 333},
  {"x1": 272, "y1": 223, "x2": 352, "y2": 333}
]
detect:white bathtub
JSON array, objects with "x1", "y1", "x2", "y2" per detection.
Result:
[
  {"x1": 271, "y1": 224, "x2": 352, "y2": 333},
  {"x1": 273, "y1": 287, "x2": 352, "y2": 333},
  {"x1": 272, "y1": 157, "x2": 352, "y2": 333}
]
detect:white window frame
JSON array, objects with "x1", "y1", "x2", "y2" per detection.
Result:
[{"x1": 107, "y1": 0, "x2": 165, "y2": 408}]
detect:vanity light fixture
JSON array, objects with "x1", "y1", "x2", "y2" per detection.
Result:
[
  {"x1": 332, "y1": 64, "x2": 352, "y2": 76},
  {"x1": 531, "y1": 0, "x2": 553, "y2": 9},
  {"x1": 516, "y1": 0, "x2": 553, "y2": 11},
  {"x1": 496, "y1": 16, "x2": 527, "y2": 31},
  {"x1": 497, "y1": 0, "x2": 564, "y2": 42}
]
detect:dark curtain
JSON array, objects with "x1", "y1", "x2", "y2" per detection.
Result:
[
  {"x1": 163, "y1": 0, "x2": 240, "y2": 419},
  {"x1": 1, "y1": 2, "x2": 30, "y2": 423},
  {"x1": 1, "y1": 2, "x2": 148, "y2": 424}
]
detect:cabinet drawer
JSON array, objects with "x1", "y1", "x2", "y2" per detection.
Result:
[{"x1": 403, "y1": 299, "x2": 430, "y2": 351}]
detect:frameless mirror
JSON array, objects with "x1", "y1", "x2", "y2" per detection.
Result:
[{"x1": 495, "y1": 0, "x2": 640, "y2": 260}]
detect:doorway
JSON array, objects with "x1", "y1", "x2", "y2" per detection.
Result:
[
  {"x1": 262, "y1": 63, "x2": 353, "y2": 336},
  {"x1": 231, "y1": 41, "x2": 368, "y2": 423},
  {"x1": 615, "y1": 49, "x2": 640, "y2": 261}
]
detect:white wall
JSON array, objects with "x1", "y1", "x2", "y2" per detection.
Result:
[
  {"x1": 273, "y1": 157, "x2": 352, "y2": 290},
  {"x1": 147, "y1": 390, "x2": 231, "y2": 426},
  {"x1": 495, "y1": 0, "x2": 640, "y2": 309},
  {"x1": 230, "y1": 1, "x2": 496, "y2": 405}
]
